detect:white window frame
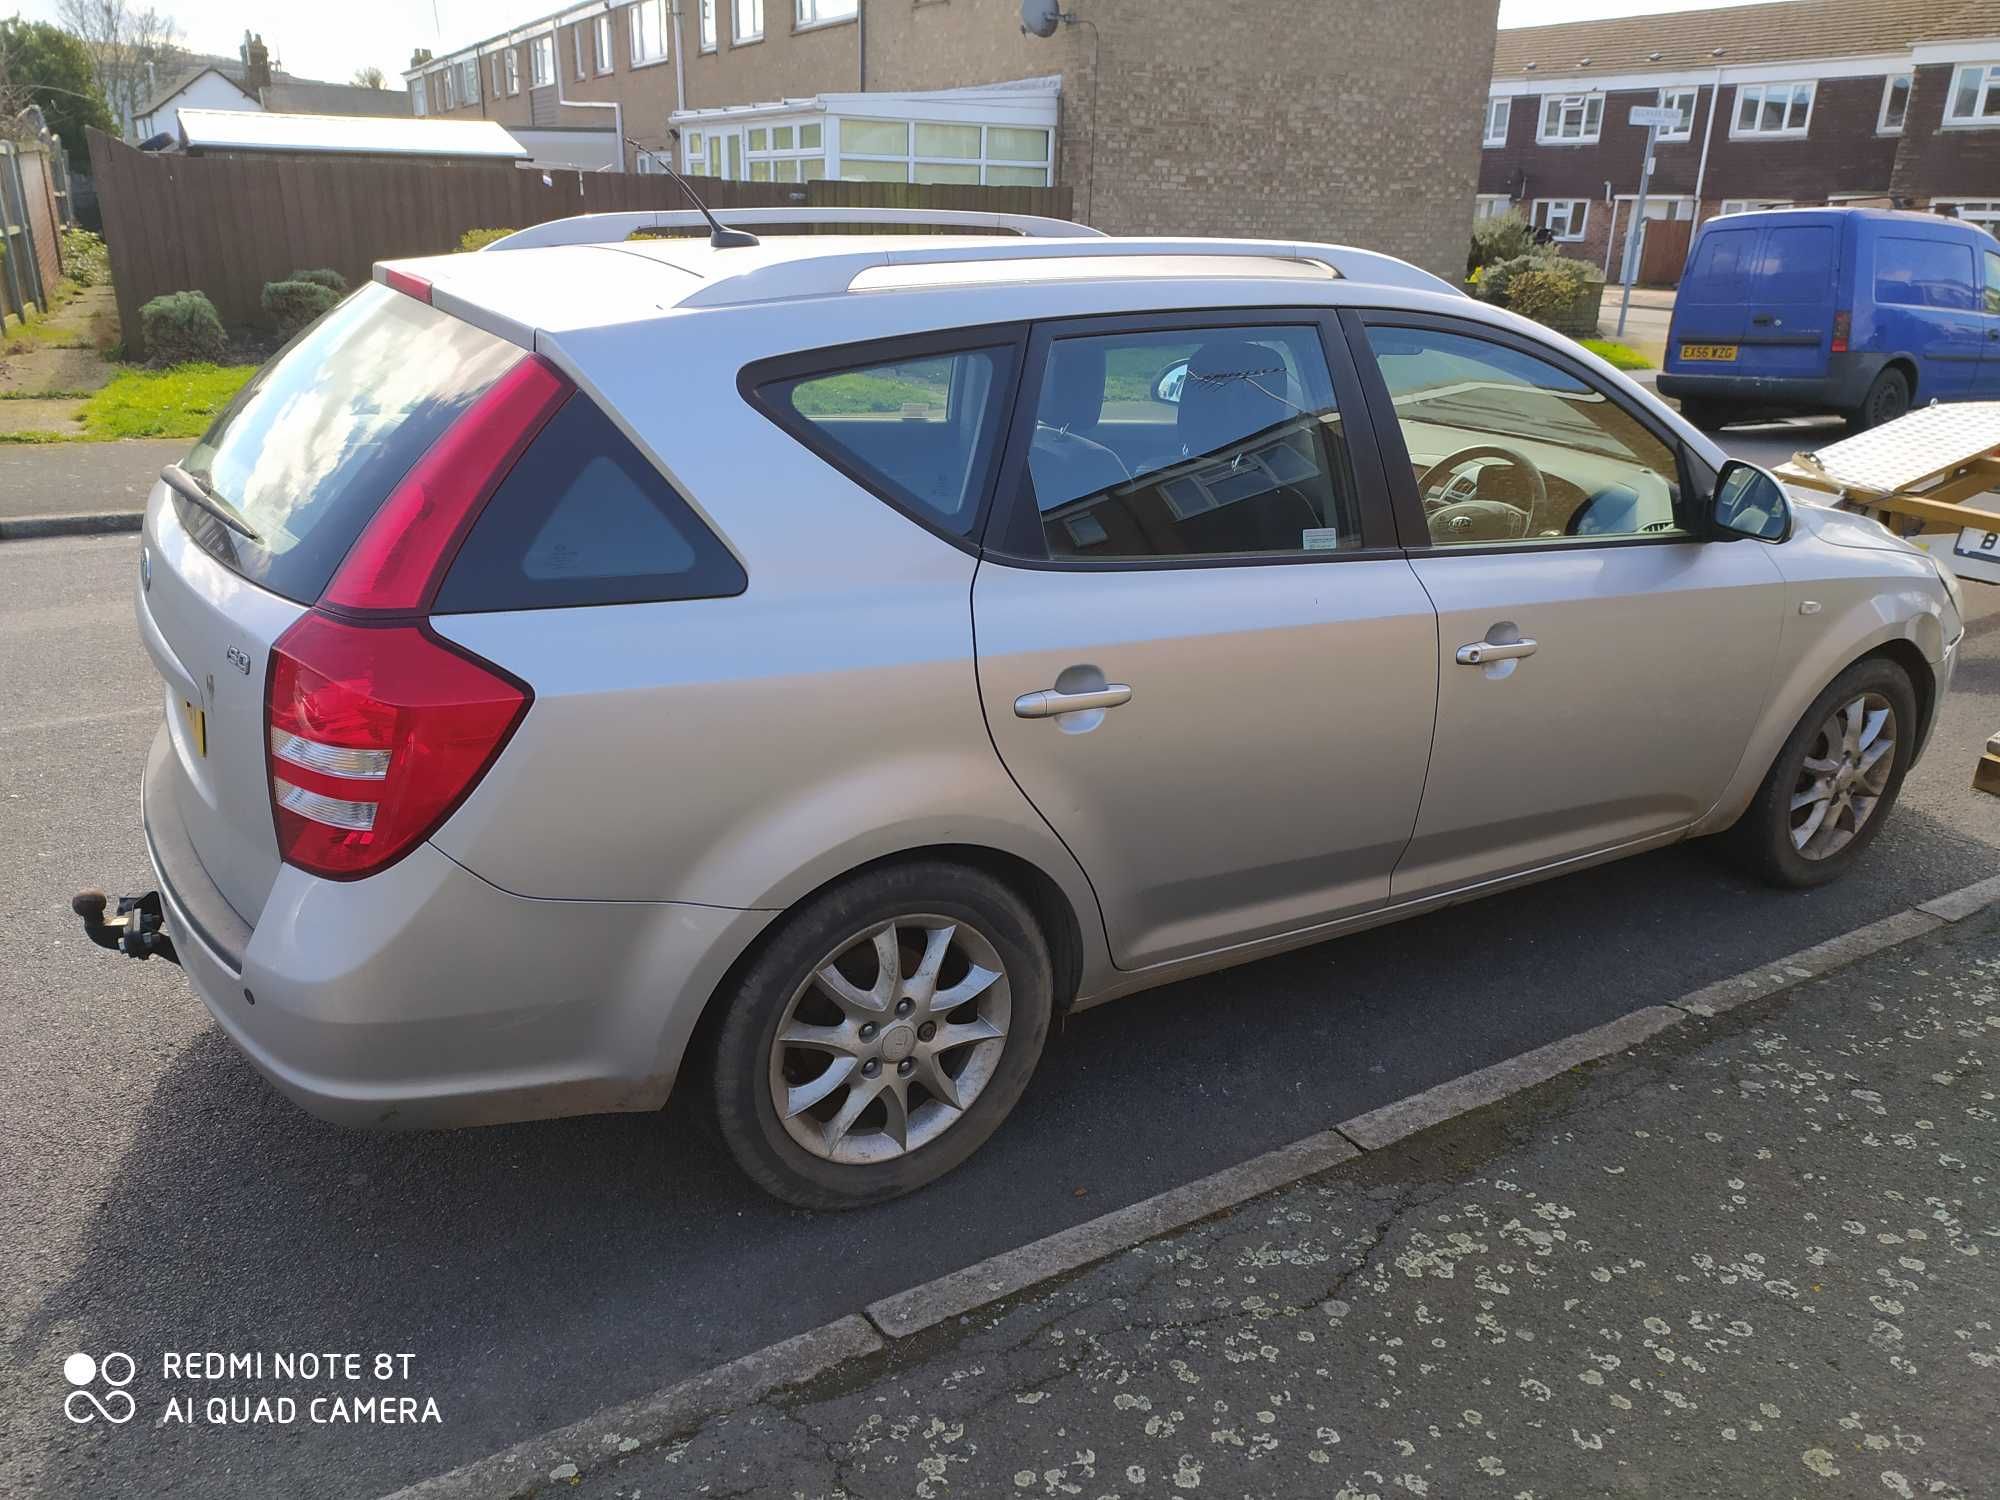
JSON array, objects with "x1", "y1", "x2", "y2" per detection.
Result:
[
  {"x1": 1878, "y1": 73, "x2": 1912, "y2": 135},
  {"x1": 410, "y1": 76, "x2": 427, "y2": 115},
  {"x1": 436, "y1": 68, "x2": 455, "y2": 111},
  {"x1": 630, "y1": 0, "x2": 669, "y2": 65},
  {"x1": 697, "y1": 0, "x2": 717, "y2": 51},
  {"x1": 1531, "y1": 198, "x2": 1589, "y2": 242},
  {"x1": 1718, "y1": 198, "x2": 1793, "y2": 216},
  {"x1": 530, "y1": 34, "x2": 555, "y2": 87},
  {"x1": 1930, "y1": 199, "x2": 2000, "y2": 233},
  {"x1": 1945, "y1": 63, "x2": 2000, "y2": 128},
  {"x1": 1483, "y1": 97, "x2": 1510, "y2": 148},
  {"x1": 1474, "y1": 194, "x2": 1513, "y2": 219},
  {"x1": 455, "y1": 57, "x2": 479, "y2": 106},
  {"x1": 1731, "y1": 80, "x2": 1815, "y2": 139},
  {"x1": 594, "y1": 15, "x2": 614, "y2": 73},
  {"x1": 738, "y1": 119, "x2": 829, "y2": 182},
  {"x1": 831, "y1": 116, "x2": 1052, "y2": 187},
  {"x1": 490, "y1": 52, "x2": 501, "y2": 95},
  {"x1": 796, "y1": 0, "x2": 857, "y2": 26},
  {"x1": 1537, "y1": 93, "x2": 1603, "y2": 144},
  {"x1": 734, "y1": 0, "x2": 764, "y2": 44},
  {"x1": 573, "y1": 22, "x2": 586, "y2": 80},
  {"x1": 1657, "y1": 86, "x2": 1697, "y2": 143},
  {"x1": 504, "y1": 47, "x2": 520, "y2": 96}
]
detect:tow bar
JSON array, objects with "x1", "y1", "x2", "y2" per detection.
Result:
[{"x1": 72, "y1": 890, "x2": 179, "y2": 965}]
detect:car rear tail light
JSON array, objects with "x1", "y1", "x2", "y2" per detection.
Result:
[
  {"x1": 381, "y1": 267, "x2": 433, "y2": 304},
  {"x1": 1831, "y1": 310, "x2": 1851, "y2": 354},
  {"x1": 267, "y1": 349, "x2": 563, "y2": 879},
  {"x1": 266, "y1": 613, "x2": 529, "y2": 880}
]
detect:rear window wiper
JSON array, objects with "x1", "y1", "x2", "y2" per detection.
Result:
[{"x1": 161, "y1": 464, "x2": 262, "y2": 543}]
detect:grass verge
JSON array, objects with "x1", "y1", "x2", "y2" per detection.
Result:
[
  {"x1": 78, "y1": 363, "x2": 256, "y2": 440},
  {"x1": 1580, "y1": 338, "x2": 1654, "y2": 371}
]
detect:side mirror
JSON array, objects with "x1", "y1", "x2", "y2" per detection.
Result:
[
  {"x1": 1153, "y1": 359, "x2": 1189, "y2": 405},
  {"x1": 1710, "y1": 459, "x2": 1791, "y2": 542}
]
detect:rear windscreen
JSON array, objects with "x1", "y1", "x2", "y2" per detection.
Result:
[{"x1": 176, "y1": 283, "x2": 522, "y2": 604}]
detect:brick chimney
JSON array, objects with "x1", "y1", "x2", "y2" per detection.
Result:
[{"x1": 240, "y1": 31, "x2": 272, "y2": 97}]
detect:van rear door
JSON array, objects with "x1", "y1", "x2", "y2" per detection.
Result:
[
  {"x1": 1739, "y1": 219, "x2": 1838, "y2": 378},
  {"x1": 1666, "y1": 222, "x2": 1758, "y2": 369}
]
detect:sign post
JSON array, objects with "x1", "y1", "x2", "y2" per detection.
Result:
[{"x1": 1619, "y1": 104, "x2": 1680, "y2": 339}]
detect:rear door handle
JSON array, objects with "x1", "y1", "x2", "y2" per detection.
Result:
[
  {"x1": 1014, "y1": 684, "x2": 1133, "y2": 719},
  {"x1": 1455, "y1": 638, "x2": 1538, "y2": 666}
]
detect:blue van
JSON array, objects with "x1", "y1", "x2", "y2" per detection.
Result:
[{"x1": 1659, "y1": 207, "x2": 2000, "y2": 430}]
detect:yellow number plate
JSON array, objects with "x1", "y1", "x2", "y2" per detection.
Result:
[
  {"x1": 181, "y1": 699, "x2": 207, "y2": 758},
  {"x1": 1680, "y1": 343, "x2": 1739, "y2": 362}
]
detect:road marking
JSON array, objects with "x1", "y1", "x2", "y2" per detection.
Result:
[{"x1": 376, "y1": 872, "x2": 2000, "y2": 1500}]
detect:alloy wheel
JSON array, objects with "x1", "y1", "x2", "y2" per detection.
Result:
[
  {"x1": 1789, "y1": 691, "x2": 1897, "y2": 860},
  {"x1": 768, "y1": 915, "x2": 1012, "y2": 1165}
]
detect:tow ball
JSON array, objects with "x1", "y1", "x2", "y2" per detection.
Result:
[{"x1": 72, "y1": 890, "x2": 179, "y2": 965}]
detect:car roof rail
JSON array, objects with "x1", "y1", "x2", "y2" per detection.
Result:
[
  {"x1": 482, "y1": 207, "x2": 1106, "y2": 251},
  {"x1": 665, "y1": 237, "x2": 1463, "y2": 308}
]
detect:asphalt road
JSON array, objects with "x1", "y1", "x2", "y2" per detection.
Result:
[{"x1": 3, "y1": 506, "x2": 1998, "y2": 1499}]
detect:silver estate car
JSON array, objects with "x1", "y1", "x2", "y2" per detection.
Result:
[{"x1": 87, "y1": 208, "x2": 1964, "y2": 1208}]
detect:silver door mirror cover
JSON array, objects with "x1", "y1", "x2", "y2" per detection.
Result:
[
  {"x1": 1152, "y1": 359, "x2": 1189, "y2": 405},
  {"x1": 1712, "y1": 459, "x2": 1791, "y2": 542}
]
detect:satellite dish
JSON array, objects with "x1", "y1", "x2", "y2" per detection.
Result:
[{"x1": 1021, "y1": 0, "x2": 1063, "y2": 38}]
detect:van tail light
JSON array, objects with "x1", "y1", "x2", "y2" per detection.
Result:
[
  {"x1": 1831, "y1": 310, "x2": 1851, "y2": 354},
  {"x1": 267, "y1": 613, "x2": 529, "y2": 880},
  {"x1": 267, "y1": 348, "x2": 563, "y2": 880}
]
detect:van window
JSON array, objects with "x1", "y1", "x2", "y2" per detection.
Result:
[
  {"x1": 1685, "y1": 227, "x2": 1758, "y2": 299},
  {"x1": 1875, "y1": 237, "x2": 1979, "y2": 311},
  {"x1": 1756, "y1": 225, "x2": 1835, "y2": 302},
  {"x1": 1985, "y1": 250, "x2": 2000, "y2": 315}
]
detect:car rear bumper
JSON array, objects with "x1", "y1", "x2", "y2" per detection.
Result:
[
  {"x1": 142, "y1": 727, "x2": 773, "y2": 1129},
  {"x1": 1657, "y1": 353, "x2": 1881, "y2": 414}
]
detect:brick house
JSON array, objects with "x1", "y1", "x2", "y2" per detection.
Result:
[
  {"x1": 1480, "y1": 0, "x2": 2000, "y2": 283},
  {"x1": 402, "y1": 0, "x2": 1500, "y2": 280}
]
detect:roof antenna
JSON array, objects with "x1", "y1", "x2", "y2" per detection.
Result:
[{"x1": 627, "y1": 131, "x2": 760, "y2": 248}]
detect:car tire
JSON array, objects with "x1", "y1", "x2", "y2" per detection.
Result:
[
  {"x1": 1722, "y1": 656, "x2": 1917, "y2": 890},
  {"x1": 709, "y1": 860, "x2": 1053, "y2": 1210},
  {"x1": 1677, "y1": 400, "x2": 1726, "y2": 431},
  {"x1": 1848, "y1": 368, "x2": 1911, "y2": 433}
]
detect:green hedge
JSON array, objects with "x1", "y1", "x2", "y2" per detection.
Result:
[{"x1": 139, "y1": 291, "x2": 227, "y2": 365}]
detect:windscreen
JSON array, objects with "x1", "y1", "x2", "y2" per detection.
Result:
[{"x1": 176, "y1": 283, "x2": 522, "y2": 604}]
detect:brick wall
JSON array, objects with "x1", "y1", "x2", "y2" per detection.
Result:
[{"x1": 1891, "y1": 62, "x2": 2000, "y2": 202}]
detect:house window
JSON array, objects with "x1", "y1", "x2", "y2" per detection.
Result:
[
  {"x1": 1933, "y1": 199, "x2": 2000, "y2": 233},
  {"x1": 797, "y1": 0, "x2": 857, "y2": 24},
  {"x1": 491, "y1": 52, "x2": 502, "y2": 94},
  {"x1": 1531, "y1": 198, "x2": 1589, "y2": 242},
  {"x1": 436, "y1": 68, "x2": 455, "y2": 111},
  {"x1": 410, "y1": 76, "x2": 427, "y2": 115},
  {"x1": 631, "y1": 0, "x2": 669, "y2": 63},
  {"x1": 530, "y1": 35, "x2": 555, "y2": 87},
  {"x1": 1879, "y1": 73, "x2": 1912, "y2": 134},
  {"x1": 1483, "y1": 97, "x2": 1510, "y2": 148},
  {"x1": 1733, "y1": 81, "x2": 1814, "y2": 137},
  {"x1": 1946, "y1": 63, "x2": 2000, "y2": 126},
  {"x1": 1657, "y1": 86, "x2": 1697, "y2": 141},
  {"x1": 1537, "y1": 94, "x2": 1603, "y2": 144},
  {"x1": 504, "y1": 48, "x2": 519, "y2": 95},
  {"x1": 1474, "y1": 194, "x2": 1513, "y2": 219},
  {"x1": 573, "y1": 23, "x2": 586, "y2": 80},
  {"x1": 734, "y1": 0, "x2": 764, "y2": 43},
  {"x1": 457, "y1": 57, "x2": 480, "y2": 105},
  {"x1": 1718, "y1": 198, "x2": 1792, "y2": 216},
  {"x1": 740, "y1": 119, "x2": 829, "y2": 182},
  {"x1": 595, "y1": 15, "x2": 614, "y2": 72}
]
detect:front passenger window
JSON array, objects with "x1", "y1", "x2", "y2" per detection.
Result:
[
  {"x1": 1364, "y1": 325, "x2": 1687, "y2": 546},
  {"x1": 1016, "y1": 325, "x2": 1362, "y2": 561}
]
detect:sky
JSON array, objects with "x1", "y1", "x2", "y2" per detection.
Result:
[{"x1": 8, "y1": 0, "x2": 1771, "y2": 90}]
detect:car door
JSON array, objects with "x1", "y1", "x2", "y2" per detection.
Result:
[
  {"x1": 973, "y1": 311, "x2": 1439, "y2": 970},
  {"x1": 1346, "y1": 311, "x2": 1789, "y2": 902}
]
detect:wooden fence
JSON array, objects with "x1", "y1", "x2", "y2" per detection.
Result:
[
  {"x1": 0, "y1": 139, "x2": 65, "y2": 321},
  {"x1": 1636, "y1": 217, "x2": 1694, "y2": 287},
  {"x1": 85, "y1": 129, "x2": 1074, "y2": 358}
]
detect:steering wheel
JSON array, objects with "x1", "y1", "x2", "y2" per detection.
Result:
[{"x1": 1417, "y1": 444, "x2": 1549, "y2": 543}]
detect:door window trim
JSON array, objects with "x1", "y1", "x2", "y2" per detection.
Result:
[
  {"x1": 979, "y1": 306, "x2": 1404, "y2": 571},
  {"x1": 740, "y1": 321, "x2": 1030, "y2": 556},
  {"x1": 1341, "y1": 308, "x2": 1705, "y2": 558}
]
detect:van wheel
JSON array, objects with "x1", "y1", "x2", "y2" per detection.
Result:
[
  {"x1": 1849, "y1": 368, "x2": 1911, "y2": 433},
  {"x1": 710, "y1": 861, "x2": 1053, "y2": 1210},
  {"x1": 1722, "y1": 657, "x2": 1916, "y2": 889}
]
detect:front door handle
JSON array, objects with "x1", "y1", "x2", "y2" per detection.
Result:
[
  {"x1": 1014, "y1": 684, "x2": 1133, "y2": 719},
  {"x1": 1455, "y1": 638, "x2": 1538, "y2": 666}
]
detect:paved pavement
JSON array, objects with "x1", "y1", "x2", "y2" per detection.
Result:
[
  {"x1": 571, "y1": 907, "x2": 2000, "y2": 1500},
  {"x1": 2, "y1": 486, "x2": 1998, "y2": 1497},
  {"x1": 0, "y1": 440, "x2": 183, "y2": 520}
]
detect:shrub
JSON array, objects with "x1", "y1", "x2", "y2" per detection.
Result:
[
  {"x1": 1506, "y1": 266, "x2": 1592, "y2": 326},
  {"x1": 286, "y1": 267, "x2": 347, "y2": 293},
  {"x1": 1467, "y1": 210, "x2": 1536, "y2": 278},
  {"x1": 261, "y1": 278, "x2": 342, "y2": 336},
  {"x1": 139, "y1": 290, "x2": 227, "y2": 365},
  {"x1": 458, "y1": 227, "x2": 516, "y2": 252},
  {"x1": 60, "y1": 227, "x2": 110, "y2": 287}
]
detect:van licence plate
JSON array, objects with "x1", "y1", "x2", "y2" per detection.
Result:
[{"x1": 1680, "y1": 343, "x2": 1739, "y2": 362}]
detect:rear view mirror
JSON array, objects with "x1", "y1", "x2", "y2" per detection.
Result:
[
  {"x1": 1153, "y1": 360, "x2": 1189, "y2": 405},
  {"x1": 1711, "y1": 459, "x2": 1790, "y2": 542}
]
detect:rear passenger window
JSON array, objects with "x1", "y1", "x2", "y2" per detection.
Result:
[
  {"x1": 763, "y1": 347, "x2": 1018, "y2": 537},
  {"x1": 434, "y1": 394, "x2": 745, "y2": 612},
  {"x1": 1686, "y1": 227, "x2": 1758, "y2": 298}
]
